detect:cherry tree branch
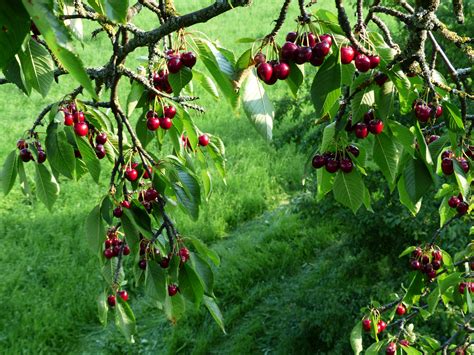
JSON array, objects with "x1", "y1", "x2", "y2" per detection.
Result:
[{"x1": 266, "y1": 0, "x2": 292, "y2": 39}]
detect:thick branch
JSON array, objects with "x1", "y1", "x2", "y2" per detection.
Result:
[{"x1": 266, "y1": 0, "x2": 292, "y2": 39}]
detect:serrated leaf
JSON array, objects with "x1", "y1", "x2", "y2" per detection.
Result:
[
  {"x1": 145, "y1": 261, "x2": 166, "y2": 302},
  {"x1": 3, "y1": 55, "x2": 30, "y2": 95},
  {"x1": 203, "y1": 295, "x2": 226, "y2": 333},
  {"x1": 34, "y1": 163, "x2": 59, "y2": 210},
  {"x1": 453, "y1": 160, "x2": 469, "y2": 198},
  {"x1": 115, "y1": 298, "x2": 136, "y2": 343},
  {"x1": 169, "y1": 67, "x2": 193, "y2": 95},
  {"x1": 241, "y1": 69, "x2": 274, "y2": 141},
  {"x1": 332, "y1": 170, "x2": 364, "y2": 213},
  {"x1": 316, "y1": 167, "x2": 334, "y2": 201},
  {"x1": 373, "y1": 132, "x2": 400, "y2": 188},
  {"x1": 351, "y1": 73, "x2": 375, "y2": 122},
  {"x1": 86, "y1": 204, "x2": 105, "y2": 252},
  {"x1": 193, "y1": 69, "x2": 219, "y2": 99},
  {"x1": 46, "y1": 122, "x2": 76, "y2": 179},
  {"x1": 285, "y1": 62, "x2": 304, "y2": 97},
  {"x1": 403, "y1": 158, "x2": 433, "y2": 203},
  {"x1": 311, "y1": 52, "x2": 341, "y2": 119},
  {"x1": 0, "y1": 1, "x2": 30, "y2": 70},
  {"x1": 398, "y1": 175, "x2": 422, "y2": 215},
  {"x1": 75, "y1": 135, "x2": 101, "y2": 183},
  {"x1": 376, "y1": 80, "x2": 395, "y2": 120},
  {"x1": 190, "y1": 252, "x2": 213, "y2": 295},
  {"x1": 1, "y1": 150, "x2": 17, "y2": 195},
  {"x1": 320, "y1": 122, "x2": 335, "y2": 152},
  {"x1": 126, "y1": 80, "x2": 145, "y2": 117},
  {"x1": 179, "y1": 263, "x2": 204, "y2": 306},
  {"x1": 235, "y1": 48, "x2": 253, "y2": 70},
  {"x1": 17, "y1": 159, "x2": 31, "y2": 198},
  {"x1": 187, "y1": 235, "x2": 220, "y2": 266},
  {"x1": 444, "y1": 101, "x2": 464, "y2": 133}
]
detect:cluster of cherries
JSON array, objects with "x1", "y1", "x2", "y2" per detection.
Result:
[
  {"x1": 441, "y1": 149, "x2": 470, "y2": 176},
  {"x1": 146, "y1": 105, "x2": 176, "y2": 131},
  {"x1": 409, "y1": 246, "x2": 443, "y2": 280},
  {"x1": 386, "y1": 340, "x2": 411, "y2": 355},
  {"x1": 413, "y1": 99, "x2": 443, "y2": 123},
  {"x1": 17, "y1": 139, "x2": 46, "y2": 163},
  {"x1": 113, "y1": 188, "x2": 158, "y2": 218},
  {"x1": 448, "y1": 194, "x2": 470, "y2": 215},
  {"x1": 312, "y1": 145, "x2": 359, "y2": 173},
  {"x1": 361, "y1": 318, "x2": 386, "y2": 334},
  {"x1": 165, "y1": 49, "x2": 197, "y2": 74},
  {"x1": 346, "y1": 110, "x2": 384, "y2": 139},
  {"x1": 340, "y1": 45, "x2": 380, "y2": 72},
  {"x1": 103, "y1": 228, "x2": 131, "y2": 259},
  {"x1": 458, "y1": 281, "x2": 474, "y2": 294},
  {"x1": 107, "y1": 290, "x2": 129, "y2": 308}
]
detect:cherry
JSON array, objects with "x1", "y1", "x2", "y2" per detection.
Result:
[
  {"x1": 118, "y1": 290, "x2": 129, "y2": 302},
  {"x1": 164, "y1": 105, "x2": 177, "y2": 119},
  {"x1": 432, "y1": 249, "x2": 442, "y2": 261},
  {"x1": 412, "y1": 247, "x2": 422, "y2": 258},
  {"x1": 257, "y1": 62, "x2": 273, "y2": 82},
  {"x1": 273, "y1": 62, "x2": 290, "y2": 80},
  {"x1": 377, "y1": 320, "x2": 387, "y2": 333},
  {"x1": 254, "y1": 52, "x2": 266, "y2": 65},
  {"x1": 160, "y1": 117, "x2": 173, "y2": 130},
  {"x1": 298, "y1": 32, "x2": 317, "y2": 47},
  {"x1": 340, "y1": 46, "x2": 355, "y2": 64},
  {"x1": 113, "y1": 207, "x2": 123, "y2": 218},
  {"x1": 368, "y1": 119, "x2": 384, "y2": 135},
  {"x1": 121, "y1": 200, "x2": 131, "y2": 209},
  {"x1": 325, "y1": 159, "x2": 339, "y2": 173},
  {"x1": 179, "y1": 247, "x2": 190, "y2": 262},
  {"x1": 309, "y1": 54, "x2": 324, "y2": 67},
  {"x1": 280, "y1": 42, "x2": 298, "y2": 62},
  {"x1": 167, "y1": 57, "x2": 182, "y2": 74},
  {"x1": 399, "y1": 340, "x2": 410, "y2": 347},
  {"x1": 73, "y1": 111, "x2": 85, "y2": 123},
  {"x1": 295, "y1": 47, "x2": 312, "y2": 64},
  {"x1": 457, "y1": 201, "x2": 469, "y2": 215},
  {"x1": 435, "y1": 105, "x2": 443, "y2": 117},
  {"x1": 19, "y1": 148, "x2": 32, "y2": 162},
  {"x1": 107, "y1": 295, "x2": 116, "y2": 307},
  {"x1": 428, "y1": 135, "x2": 440, "y2": 144},
  {"x1": 386, "y1": 342, "x2": 396, "y2": 355},
  {"x1": 354, "y1": 122, "x2": 369, "y2": 139},
  {"x1": 286, "y1": 32, "x2": 298, "y2": 43},
  {"x1": 138, "y1": 259, "x2": 147, "y2": 270},
  {"x1": 96, "y1": 133, "x2": 107, "y2": 145},
  {"x1": 362, "y1": 319, "x2": 371, "y2": 331},
  {"x1": 459, "y1": 282, "x2": 467, "y2": 294},
  {"x1": 143, "y1": 166, "x2": 152, "y2": 179},
  {"x1": 410, "y1": 260, "x2": 421, "y2": 270},
  {"x1": 448, "y1": 196, "x2": 460, "y2": 208},
  {"x1": 415, "y1": 104, "x2": 431, "y2": 123},
  {"x1": 354, "y1": 54, "x2": 371, "y2": 72},
  {"x1": 346, "y1": 145, "x2": 360, "y2": 157},
  {"x1": 123, "y1": 245, "x2": 131, "y2": 255},
  {"x1": 37, "y1": 151, "x2": 47, "y2": 164},
  {"x1": 441, "y1": 150, "x2": 454, "y2": 159},
  {"x1": 441, "y1": 158, "x2": 454, "y2": 175},
  {"x1": 146, "y1": 110, "x2": 156, "y2": 119},
  {"x1": 263, "y1": 71, "x2": 278, "y2": 85},
  {"x1": 199, "y1": 134, "x2": 210, "y2": 146},
  {"x1": 160, "y1": 257, "x2": 170, "y2": 268},
  {"x1": 369, "y1": 55, "x2": 380, "y2": 69},
  {"x1": 181, "y1": 52, "x2": 197, "y2": 68},
  {"x1": 432, "y1": 260, "x2": 441, "y2": 270},
  {"x1": 125, "y1": 168, "x2": 138, "y2": 181},
  {"x1": 168, "y1": 284, "x2": 179, "y2": 296},
  {"x1": 64, "y1": 113, "x2": 74, "y2": 126},
  {"x1": 312, "y1": 154, "x2": 325, "y2": 169},
  {"x1": 104, "y1": 248, "x2": 114, "y2": 259},
  {"x1": 340, "y1": 158, "x2": 353, "y2": 173},
  {"x1": 421, "y1": 255, "x2": 430, "y2": 264},
  {"x1": 105, "y1": 239, "x2": 112, "y2": 248},
  {"x1": 396, "y1": 304, "x2": 406, "y2": 316},
  {"x1": 364, "y1": 110, "x2": 375, "y2": 123},
  {"x1": 74, "y1": 122, "x2": 89, "y2": 137},
  {"x1": 17, "y1": 139, "x2": 28, "y2": 150},
  {"x1": 147, "y1": 117, "x2": 160, "y2": 131},
  {"x1": 95, "y1": 144, "x2": 106, "y2": 159},
  {"x1": 455, "y1": 348, "x2": 465, "y2": 355},
  {"x1": 374, "y1": 73, "x2": 388, "y2": 86},
  {"x1": 319, "y1": 34, "x2": 333, "y2": 46},
  {"x1": 458, "y1": 158, "x2": 470, "y2": 173},
  {"x1": 144, "y1": 188, "x2": 158, "y2": 202},
  {"x1": 313, "y1": 41, "x2": 331, "y2": 58}
]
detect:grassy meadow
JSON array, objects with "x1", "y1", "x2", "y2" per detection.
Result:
[{"x1": 0, "y1": 1, "x2": 454, "y2": 354}]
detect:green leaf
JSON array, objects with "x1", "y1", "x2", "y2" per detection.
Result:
[
  {"x1": 192, "y1": 69, "x2": 219, "y2": 99},
  {"x1": 453, "y1": 160, "x2": 469, "y2": 198},
  {"x1": 402, "y1": 345, "x2": 423, "y2": 355},
  {"x1": 285, "y1": 62, "x2": 304, "y2": 97},
  {"x1": 46, "y1": 122, "x2": 76, "y2": 179},
  {"x1": 351, "y1": 73, "x2": 375, "y2": 122},
  {"x1": 320, "y1": 123, "x2": 336, "y2": 152},
  {"x1": 376, "y1": 80, "x2": 395, "y2": 120},
  {"x1": 235, "y1": 48, "x2": 253, "y2": 70},
  {"x1": 439, "y1": 196, "x2": 457, "y2": 227},
  {"x1": 203, "y1": 295, "x2": 226, "y2": 333},
  {"x1": 115, "y1": 298, "x2": 136, "y2": 343},
  {"x1": 403, "y1": 158, "x2": 433, "y2": 203},
  {"x1": 179, "y1": 263, "x2": 204, "y2": 306},
  {"x1": 316, "y1": 167, "x2": 334, "y2": 201},
  {"x1": 75, "y1": 135, "x2": 101, "y2": 183},
  {"x1": 387, "y1": 69, "x2": 411, "y2": 114},
  {"x1": 171, "y1": 166, "x2": 201, "y2": 220},
  {"x1": 190, "y1": 252, "x2": 214, "y2": 295},
  {"x1": 373, "y1": 132, "x2": 400, "y2": 189},
  {"x1": 97, "y1": 291, "x2": 108, "y2": 326},
  {"x1": 145, "y1": 261, "x2": 167, "y2": 303},
  {"x1": 102, "y1": 0, "x2": 129, "y2": 23},
  {"x1": 164, "y1": 292, "x2": 186, "y2": 322},
  {"x1": 311, "y1": 52, "x2": 341, "y2": 119},
  {"x1": 120, "y1": 211, "x2": 140, "y2": 251},
  {"x1": 399, "y1": 246, "x2": 416, "y2": 258},
  {"x1": 350, "y1": 322, "x2": 363, "y2": 355},
  {"x1": 241, "y1": 69, "x2": 274, "y2": 141},
  {"x1": 187, "y1": 235, "x2": 220, "y2": 266},
  {"x1": 403, "y1": 272, "x2": 424, "y2": 305},
  {"x1": 3, "y1": 55, "x2": 30, "y2": 95},
  {"x1": 126, "y1": 80, "x2": 145, "y2": 117},
  {"x1": 34, "y1": 163, "x2": 60, "y2": 210},
  {"x1": 332, "y1": 170, "x2": 364, "y2": 213},
  {"x1": 18, "y1": 37, "x2": 54, "y2": 97},
  {"x1": 17, "y1": 159, "x2": 31, "y2": 198},
  {"x1": 169, "y1": 67, "x2": 193, "y2": 95},
  {"x1": 444, "y1": 101, "x2": 464, "y2": 133},
  {"x1": 1, "y1": 150, "x2": 17, "y2": 195},
  {"x1": 365, "y1": 340, "x2": 384, "y2": 355},
  {"x1": 398, "y1": 175, "x2": 422, "y2": 215},
  {"x1": 426, "y1": 286, "x2": 440, "y2": 316},
  {"x1": 0, "y1": 1, "x2": 30, "y2": 70},
  {"x1": 86, "y1": 204, "x2": 105, "y2": 252},
  {"x1": 21, "y1": 0, "x2": 96, "y2": 98},
  {"x1": 413, "y1": 123, "x2": 433, "y2": 166}
]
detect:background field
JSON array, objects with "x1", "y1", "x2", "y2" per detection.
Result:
[{"x1": 0, "y1": 1, "x2": 471, "y2": 354}]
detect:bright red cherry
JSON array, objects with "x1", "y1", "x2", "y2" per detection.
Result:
[
  {"x1": 432, "y1": 249, "x2": 443, "y2": 261},
  {"x1": 377, "y1": 320, "x2": 387, "y2": 333},
  {"x1": 319, "y1": 34, "x2": 333, "y2": 46},
  {"x1": 286, "y1": 32, "x2": 297, "y2": 43},
  {"x1": 96, "y1": 133, "x2": 107, "y2": 145},
  {"x1": 199, "y1": 134, "x2": 210, "y2": 146},
  {"x1": 362, "y1": 319, "x2": 371, "y2": 331},
  {"x1": 415, "y1": 104, "x2": 431, "y2": 122},
  {"x1": 164, "y1": 106, "x2": 177, "y2": 119},
  {"x1": 118, "y1": 290, "x2": 129, "y2": 302},
  {"x1": 273, "y1": 62, "x2": 290, "y2": 80},
  {"x1": 181, "y1": 52, "x2": 197, "y2": 68},
  {"x1": 257, "y1": 62, "x2": 273, "y2": 82},
  {"x1": 168, "y1": 284, "x2": 179, "y2": 296},
  {"x1": 107, "y1": 295, "x2": 116, "y2": 307},
  {"x1": 123, "y1": 245, "x2": 131, "y2": 256},
  {"x1": 340, "y1": 46, "x2": 355, "y2": 64},
  {"x1": 396, "y1": 304, "x2": 406, "y2": 316},
  {"x1": 144, "y1": 188, "x2": 158, "y2": 202},
  {"x1": 399, "y1": 340, "x2": 410, "y2": 347},
  {"x1": 369, "y1": 55, "x2": 380, "y2": 69},
  {"x1": 309, "y1": 54, "x2": 324, "y2": 67},
  {"x1": 280, "y1": 42, "x2": 298, "y2": 62},
  {"x1": 147, "y1": 117, "x2": 160, "y2": 131},
  {"x1": 125, "y1": 168, "x2": 139, "y2": 181},
  {"x1": 179, "y1": 247, "x2": 190, "y2": 262},
  {"x1": 459, "y1": 282, "x2": 467, "y2": 294},
  {"x1": 368, "y1": 119, "x2": 384, "y2": 134},
  {"x1": 95, "y1": 144, "x2": 106, "y2": 159},
  {"x1": 441, "y1": 158, "x2": 454, "y2": 175},
  {"x1": 73, "y1": 111, "x2": 85, "y2": 123},
  {"x1": 355, "y1": 54, "x2": 371, "y2": 72},
  {"x1": 74, "y1": 122, "x2": 88, "y2": 136},
  {"x1": 104, "y1": 248, "x2": 114, "y2": 259},
  {"x1": 354, "y1": 122, "x2": 369, "y2": 139},
  {"x1": 160, "y1": 117, "x2": 172, "y2": 130},
  {"x1": 64, "y1": 113, "x2": 74, "y2": 126},
  {"x1": 121, "y1": 200, "x2": 131, "y2": 209},
  {"x1": 448, "y1": 196, "x2": 460, "y2": 208},
  {"x1": 167, "y1": 57, "x2": 182, "y2": 74},
  {"x1": 313, "y1": 41, "x2": 331, "y2": 58},
  {"x1": 294, "y1": 47, "x2": 312, "y2": 64},
  {"x1": 386, "y1": 342, "x2": 396, "y2": 355}
]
